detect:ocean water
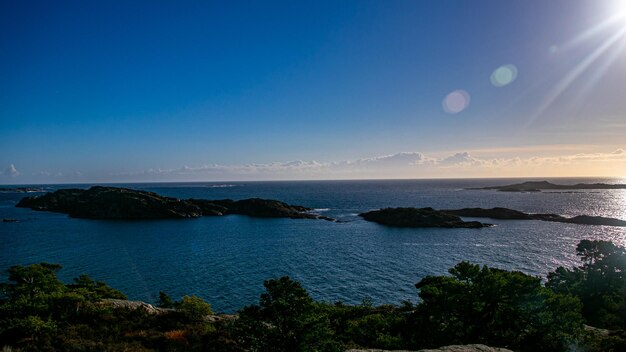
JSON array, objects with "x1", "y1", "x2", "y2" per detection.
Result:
[{"x1": 1, "y1": 178, "x2": 625, "y2": 313}]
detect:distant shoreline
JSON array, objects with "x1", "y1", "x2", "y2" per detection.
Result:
[
  {"x1": 2, "y1": 176, "x2": 625, "y2": 188},
  {"x1": 469, "y1": 180, "x2": 626, "y2": 192}
]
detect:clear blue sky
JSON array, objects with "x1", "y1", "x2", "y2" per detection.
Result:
[{"x1": 2, "y1": 0, "x2": 626, "y2": 182}]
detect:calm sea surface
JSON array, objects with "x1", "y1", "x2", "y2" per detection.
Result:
[{"x1": 1, "y1": 178, "x2": 625, "y2": 312}]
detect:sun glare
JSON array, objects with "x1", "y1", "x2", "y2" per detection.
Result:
[
  {"x1": 525, "y1": 3, "x2": 626, "y2": 127},
  {"x1": 609, "y1": 0, "x2": 626, "y2": 26}
]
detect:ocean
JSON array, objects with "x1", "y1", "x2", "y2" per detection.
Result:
[{"x1": 1, "y1": 178, "x2": 625, "y2": 312}]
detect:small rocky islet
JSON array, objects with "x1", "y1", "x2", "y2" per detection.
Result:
[
  {"x1": 469, "y1": 180, "x2": 626, "y2": 192},
  {"x1": 442, "y1": 207, "x2": 626, "y2": 227},
  {"x1": 16, "y1": 186, "x2": 335, "y2": 221},
  {"x1": 359, "y1": 207, "x2": 492, "y2": 228},
  {"x1": 359, "y1": 207, "x2": 626, "y2": 228}
]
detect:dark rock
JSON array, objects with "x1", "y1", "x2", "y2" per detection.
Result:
[
  {"x1": 17, "y1": 186, "x2": 202, "y2": 219},
  {"x1": 215, "y1": 198, "x2": 314, "y2": 218},
  {"x1": 359, "y1": 207, "x2": 491, "y2": 228},
  {"x1": 348, "y1": 346, "x2": 513, "y2": 352},
  {"x1": 442, "y1": 207, "x2": 534, "y2": 220},
  {"x1": 2, "y1": 218, "x2": 19, "y2": 223},
  {"x1": 16, "y1": 186, "x2": 335, "y2": 221},
  {"x1": 187, "y1": 199, "x2": 228, "y2": 216},
  {"x1": 441, "y1": 208, "x2": 626, "y2": 227},
  {"x1": 566, "y1": 215, "x2": 626, "y2": 227}
]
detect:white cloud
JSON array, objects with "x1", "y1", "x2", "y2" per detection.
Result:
[
  {"x1": 437, "y1": 152, "x2": 481, "y2": 166},
  {"x1": 109, "y1": 148, "x2": 626, "y2": 181},
  {"x1": 0, "y1": 164, "x2": 20, "y2": 178}
]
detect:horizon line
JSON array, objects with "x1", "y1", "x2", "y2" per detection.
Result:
[{"x1": 2, "y1": 175, "x2": 625, "y2": 187}]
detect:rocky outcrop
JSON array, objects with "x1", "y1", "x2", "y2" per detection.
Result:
[
  {"x1": 345, "y1": 344, "x2": 513, "y2": 352},
  {"x1": 566, "y1": 215, "x2": 626, "y2": 226},
  {"x1": 16, "y1": 186, "x2": 335, "y2": 221},
  {"x1": 209, "y1": 198, "x2": 325, "y2": 220},
  {"x1": 417, "y1": 345, "x2": 513, "y2": 352},
  {"x1": 442, "y1": 207, "x2": 626, "y2": 227},
  {"x1": 16, "y1": 187, "x2": 203, "y2": 219},
  {"x1": 359, "y1": 208, "x2": 491, "y2": 228},
  {"x1": 99, "y1": 299, "x2": 238, "y2": 323},
  {"x1": 99, "y1": 298, "x2": 173, "y2": 314},
  {"x1": 470, "y1": 180, "x2": 626, "y2": 192}
]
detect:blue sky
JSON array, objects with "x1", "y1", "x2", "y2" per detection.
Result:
[{"x1": 2, "y1": 0, "x2": 626, "y2": 183}]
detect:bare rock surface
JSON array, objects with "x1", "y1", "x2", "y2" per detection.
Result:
[{"x1": 346, "y1": 344, "x2": 513, "y2": 352}]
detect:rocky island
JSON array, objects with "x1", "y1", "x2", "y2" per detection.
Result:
[
  {"x1": 16, "y1": 186, "x2": 335, "y2": 221},
  {"x1": 359, "y1": 206, "x2": 626, "y2": 228},
  {"x1": 469, "y1": 180, "x2": 626, "y2": 192},
  {"x1": 442, "y1": 207, "x2": 626, "y2": 227},
  {"x1": 359, "y1": 207, "x2": 492, "y2": 228}
]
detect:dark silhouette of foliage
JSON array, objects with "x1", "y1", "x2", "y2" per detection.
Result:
[
  {"x1": 235, "y1": 276, "x2": 341, "y2": 352},
  {"x1": 68, "y1": 274, "x2": 127, "y2": 300},
  {"x1": 413, "y1": 261, "x2": 583, "y2": 351},
  {"x1": 158, "y1": 291, "x2": 175, "y2": 308},
  {"x1": 547, "y1": 240, "x2": 626, "y2": 329},
  {"x1": 319, "y1": 302, "x2": 412, "y2": 350}
]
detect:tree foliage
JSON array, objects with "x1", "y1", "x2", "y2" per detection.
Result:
[
  {"x1": 413, "y1": 261, "x2": 583, "y2": 351},
  {"x1": 235, "y1": 276, "x2": 341, "y2": 352},
  {"x1": 547, "y1": 239, "x2": 626, "y2": 329}
]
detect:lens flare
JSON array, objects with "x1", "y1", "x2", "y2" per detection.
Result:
[
  {"x1": 490, "y1": 64, "x2": 518, "y2": 87},
  {"x1": 442, "y1": 90, "x2": 470, "y2": 114}
]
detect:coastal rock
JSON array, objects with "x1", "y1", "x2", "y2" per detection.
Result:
[
  {"x1": 566, "y1": 215, "x2": 626, "y2": 226},
  {"x1": 187, "y1": 198, "x2": 228, "y2": 216},
  {"x1": 212, "y1": 198, "x2": 313, "y2": 218},
  {"x1": 345, "y1": 344, "x2": 513, "y2": 352},
  {"x1": 442, "y1": 207, "x2": 535, "y2": 220},
  {"x1": 441, "y1": 208, "x2": 626, "y2": 227},
  {"x1": 417, "y1": 344, "x2": 513, "y2": 352},
  {"x1": 359, "y1": 207, "x2": 491, "y2": 228},
  {"x1": 16, "y1": 186, "x2": 203, "y2": 219},
  {"x1": 99, "y1": 299, "x2": 238, "y2": 323},
  {"x1": 16, "y1": 186, "x2": 335, "y2": 221},
  {"x1": 99, "y1": 298, "x2": 172, "y2": 314}
]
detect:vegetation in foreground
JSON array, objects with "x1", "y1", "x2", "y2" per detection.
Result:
[{"x1": 0, "y1": 240, "x2": 624, "y2": 352}]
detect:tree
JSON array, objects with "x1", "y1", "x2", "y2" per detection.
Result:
[
  {"x1": 547, "y1": 240, "x2": 626, "y2": 329},
  {"x1": 414, "y1": 262, "x2": 583, "y2": 352},
  {"x1": 68, "y1": 274, "x2": 127, "y2": 300},
  {"x1": 236, "y1": 276, "x2": 340, "y2": 352},
  {"x1": 178, "y1": 295, "x2": 213, "y2": 321},
  {"x1": 158, "y1": 291, "x2": 175, "y2": 308},
  {"x1": 1, "y1": 263, "x2": 64, "y2": 301}
]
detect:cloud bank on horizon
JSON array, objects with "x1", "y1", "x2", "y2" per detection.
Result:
[{"x1": 2, "y1": 148, "x2": 625, "y2": 184}]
